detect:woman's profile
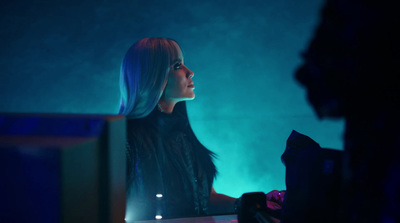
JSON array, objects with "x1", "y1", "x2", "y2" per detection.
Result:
[{"x1": 120, "y1": 37, "x2": 283, "y2": 221}]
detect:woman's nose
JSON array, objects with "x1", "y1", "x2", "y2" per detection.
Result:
[{"x1": 187, "y1": 68, "x2": 194, "y2": 78}]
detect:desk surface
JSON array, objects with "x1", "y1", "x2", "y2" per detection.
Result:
[{"x1": 133, "y1": 214, "x2": 237, "y2": 223}]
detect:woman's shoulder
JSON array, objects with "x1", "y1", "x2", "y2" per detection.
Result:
[
  {"x1": 126, "y1": 118, "x2": 158, "y2": 159},
  {"x1": 127, "y1": 117, "x2": 155, "y2": 133}
]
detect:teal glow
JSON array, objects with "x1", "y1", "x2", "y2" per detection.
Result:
[{"x1": 0, "y1": 0, "x2": 343, "y2": 199}]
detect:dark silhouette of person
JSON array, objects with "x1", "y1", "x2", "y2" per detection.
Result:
[{"x1": 295, "y1": 0, "x2": 400, "y2": 222}]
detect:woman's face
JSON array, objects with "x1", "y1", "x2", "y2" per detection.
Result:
[{"x1": 162, "y1": 52, "x2": 195, "y2": 103}]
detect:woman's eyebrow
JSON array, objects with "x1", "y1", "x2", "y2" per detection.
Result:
[{"x1": 172, "y1": 58, "x2": 183, "y2": 64}]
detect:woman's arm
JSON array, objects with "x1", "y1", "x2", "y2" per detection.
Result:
[
  {"x1": 208, "y1": 188, "x2": 284, "y2": 223},
  {"x1": 208, "y1": 187, "x2": 237, "y2": 215}
]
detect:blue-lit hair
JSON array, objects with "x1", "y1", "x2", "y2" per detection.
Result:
[{"x1": 119, "y1": 37, "x2": 181, "y2": 118}]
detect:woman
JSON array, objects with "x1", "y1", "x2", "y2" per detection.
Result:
[{"x1": 120, "y1": 37, "x2": 283, "y2": 221}]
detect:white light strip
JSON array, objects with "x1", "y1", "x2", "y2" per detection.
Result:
[{"x1": 155, "y1": 215, "x2": 163, "y2": 220}]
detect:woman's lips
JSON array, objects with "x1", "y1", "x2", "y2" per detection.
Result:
[{"x1": 188, "y1": 84, "x2": 195, "y2": 88}]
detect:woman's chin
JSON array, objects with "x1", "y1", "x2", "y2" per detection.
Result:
[
  {"x1": 186, "y1": 96, "x2": 195, "y2": 101},
  {"x1": 184, "y1": 93, "x2": 195, "y2": 100}
]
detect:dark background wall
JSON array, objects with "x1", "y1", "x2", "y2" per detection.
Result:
[{"x1": 0, "y1": 0, "x2": 344, "y2": 197}]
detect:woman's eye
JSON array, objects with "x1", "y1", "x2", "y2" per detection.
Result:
[{"x1": 173, "y1": 62, "x2": 182, "y2": 70}]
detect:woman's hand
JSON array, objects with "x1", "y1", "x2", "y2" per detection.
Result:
[{"x1": 266, "y1": 190, "x2": 285, "y2": 210}]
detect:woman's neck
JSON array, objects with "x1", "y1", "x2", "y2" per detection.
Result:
[{"x1": 157, "y1": 99, "x2": 177, "y2": 114}]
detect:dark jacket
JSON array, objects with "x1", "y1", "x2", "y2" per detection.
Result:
[{"x1": 125, "y1": 102, "x2": 217, "y2": 221}]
